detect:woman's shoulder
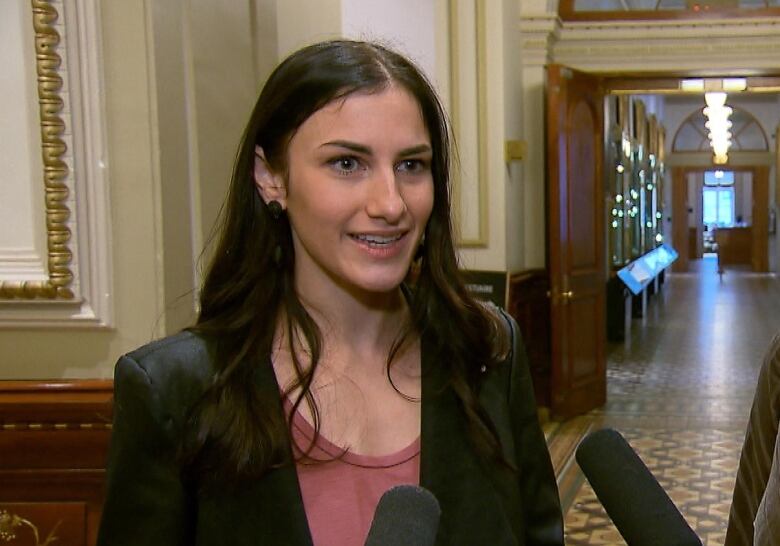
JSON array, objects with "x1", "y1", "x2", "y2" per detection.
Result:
[
  {"x1": 126, "y1": 330, "x2": 212, "y2": 363},
  {"x1": 476, "y1": 300, "x2": 517, "y2": 360},
  {"x1": 115, "y1": 331, "x2": 217, "y2": 401}
]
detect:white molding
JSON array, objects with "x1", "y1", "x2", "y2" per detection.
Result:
[
  {"x1": 519, "y1": 0, "x2": 560, "y2": 17},
  {"x1": 0, "y1": 0, "x2": 112, "y2": 328},
  {"x1": 0, "y1": 248, "x2": 46, "y2": 261},
  {"x1": 450, "y1": 0, "x2": 489, "y2": 247},
  {"x1": 519, "y1": 13, "x2": 561, "y2": 67},
  {"x1": 552, "y1": 17, "x2": 780, "y2": 72},
  {"x1": 0, "y1": 248, "x2": 47, "y2": 280}
]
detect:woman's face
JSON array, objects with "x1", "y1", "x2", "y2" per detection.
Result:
[{"x1": 274, "y1": 85, "x2": 434, "y2": 299}]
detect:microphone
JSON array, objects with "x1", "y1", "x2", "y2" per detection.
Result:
[
  {"x1": 575, "y1": 428, "x2": 702, "y2": 546},
  {"x1": 364, "y1": 485, "x2": 441, "y2": 546}
]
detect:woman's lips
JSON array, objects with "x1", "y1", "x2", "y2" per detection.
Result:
[{"x1": 349, "y1": 232, "x2": 409, "y2": 258}]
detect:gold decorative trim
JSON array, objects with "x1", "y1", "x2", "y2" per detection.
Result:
[
  {"x1": 0, "y1": 422, "x2": 111, "y2": 431},
  {"x1": 0, "y1": 0, "x2": 73, "y2": 300},
  {"x1": 450, "y1": 0, "x2": 489, "y2": 248},
  {"x1": 0, "y1": 510, "x2": 62, "y2": 545}
]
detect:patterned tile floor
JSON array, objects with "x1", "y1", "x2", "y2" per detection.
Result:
[{"x1": 548, "y1": 257, "x2": 780, "y2": 545}]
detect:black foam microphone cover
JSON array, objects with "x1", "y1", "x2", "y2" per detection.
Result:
[
  {"x1": 575, "y1": 428, "x2": 702, "y2": 546},
  {"x1": 364, "y1": 485, "x2": 441, "y2": 546}
]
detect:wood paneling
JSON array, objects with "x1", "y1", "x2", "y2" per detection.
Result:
[
  {"x1": 715, "y1": 227, "x2": 752, "y2": 266},
  {"x1": 0, "y1": 381, "x2": 112, "y2": 546},
  {"x1": 508, "y1": 270, "x2": 552, "y2": 408}
]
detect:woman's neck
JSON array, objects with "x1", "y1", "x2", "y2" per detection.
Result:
[
  {"x1": 272, "y1": 281, "x2": 421, "y2": 454},
  {"x1": 294, "y1": 283, "x2": 410, "y2": 363}
]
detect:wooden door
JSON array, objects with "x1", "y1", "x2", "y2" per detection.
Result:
[
  {"x1": 545, "y1": 65, "x2": 607, "y2": 418},
  {"x1": 752, "y1": 166, "x2": 769, "y2": 272},
  {"x1": 671, "y1": 168, "x2": 690, "y2": 272}
]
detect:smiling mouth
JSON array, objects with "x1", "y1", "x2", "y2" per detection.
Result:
[{"x1": 349, "y1": 233, "x2": 405, "y2": 247}]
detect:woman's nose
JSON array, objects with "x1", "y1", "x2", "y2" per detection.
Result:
[{"x1": 365, "y1": 167, "x2": 405, "y2": 222}]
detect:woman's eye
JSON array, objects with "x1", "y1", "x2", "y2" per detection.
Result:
[
  {"x1": 330, "y1": 156, "x2": 361, "y2": 174},
  {"x1": 397, "y1": 159, "x2": 428, "y2": 173}
]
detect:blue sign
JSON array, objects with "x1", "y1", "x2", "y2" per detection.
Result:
[{"x1": 617, "y1": 244, "x2": 678, "y2": 295}]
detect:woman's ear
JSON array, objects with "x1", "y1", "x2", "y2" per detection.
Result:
[{"x1": 253, "y1": 146, "x2": 287, "y2": 208}]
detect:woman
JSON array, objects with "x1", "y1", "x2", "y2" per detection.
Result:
[{"x1": 98, "y1": 39, "x2": 563, "y2": 546}]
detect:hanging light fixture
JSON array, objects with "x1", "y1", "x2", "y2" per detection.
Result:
[
  {"x1": 703, "y1": 92, "x2": 732, "y2": 165},
  {"x1": 705, "y1": 91, "x2": 727, "y2": 108}
]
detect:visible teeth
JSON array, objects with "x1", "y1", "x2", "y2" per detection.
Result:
[{"x1": 354, "y1": 234, "x2": 402, "y2": 244}]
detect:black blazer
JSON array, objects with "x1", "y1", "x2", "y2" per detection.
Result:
[{"x1": 98, "y1": 311, "x2": 563, "y2": 545}]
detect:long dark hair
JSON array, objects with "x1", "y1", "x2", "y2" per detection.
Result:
[{"x1": 185, "y1": 39, "x2": 509, "y2": 485}]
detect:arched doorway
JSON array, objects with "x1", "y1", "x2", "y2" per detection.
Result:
[{"x1": 668, "y1": 102, "x2": 772, "y2": 272}]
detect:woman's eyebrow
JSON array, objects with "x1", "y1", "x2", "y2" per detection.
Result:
[
  {"x1": 319, "y1": 141, "x2": 432, "y2": 157},
  {"x1": 398, "y1": 144, "x2": 432, "y2": 157},
  {"x1": 320, "y1": 140, "x2": 371, "y2": 154}
]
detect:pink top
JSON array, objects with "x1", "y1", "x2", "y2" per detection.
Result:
[{"x1": 285, "y1": 400, "x2": 421, "y2": 546}]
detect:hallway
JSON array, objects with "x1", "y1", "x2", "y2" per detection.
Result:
[{"x1": 547, "y1": 256, "x2": 780, "y2": 545}]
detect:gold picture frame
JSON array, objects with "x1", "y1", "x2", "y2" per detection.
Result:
[{"x1": 0, "y1": 0, "x2": 74, "y2": 300}]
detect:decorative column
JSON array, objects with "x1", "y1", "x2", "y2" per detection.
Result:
[{"x1": 518, "y1": 3, "x2": 560, "y2": 269}]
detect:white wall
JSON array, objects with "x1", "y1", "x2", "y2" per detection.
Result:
[
  {"x1": 148, "y1": 0, "x2": 263, "y2": 332},
  {"x1": 0, "y1": 1, "x2": 272, "y2": 379},
  {"x1": 0, "y1": 2, "x2": 162, "y2": 378},
  {"x1": 341, "y1": 0, "x2": 438, "y2": 82},
  {"x1": 275, "y1": 0, "x2": 341, "y2": 57},
  {"x1": 459, "y1": 0, "x2": 525, "y2": 272}
]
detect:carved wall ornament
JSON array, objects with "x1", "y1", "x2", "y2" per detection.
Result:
[
  {"x1": 0, "y1": 0, "x2": 73, "y2": 300},
  {"x1": 0, "y1": 0, "x2": 112, "y2": 327},
  {"x1": 0, "y1": 510, "x2": 61, "y2": 545}
]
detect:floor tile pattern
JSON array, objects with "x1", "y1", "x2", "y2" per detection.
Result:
[
  {"x1": 551, "y1": 258, "x2": 780, "y2": 545},
  {"x1": 563, "y1": 427, "x2": 742, "y2": 546}
]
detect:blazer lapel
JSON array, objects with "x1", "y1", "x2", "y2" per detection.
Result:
[
  {"x1": 201, "y1": 357, "x2": 314, "y2": 546},
  {"x1": 419, "y1": 337, "x2": 521, "y2": 546}
]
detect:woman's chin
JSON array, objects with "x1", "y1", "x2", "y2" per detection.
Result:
[{"x1": 342, "y1": 269, "x2": 412, "y2": 299}]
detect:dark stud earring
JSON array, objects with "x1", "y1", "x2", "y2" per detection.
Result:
[{"x1": 267, "y1": 200, "x2": 283, "y2": 220}]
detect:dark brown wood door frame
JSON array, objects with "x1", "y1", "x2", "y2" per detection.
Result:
[
  {"x1": 671, "y1": 165, "x2": 769, "y2": 272},
  {"x1": 546, "y1": 65, "x2": 607, "y2": 418}
]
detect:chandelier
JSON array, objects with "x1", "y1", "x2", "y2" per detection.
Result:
[{"x1": 703, "y1": 92, "x2": 732, "y2": 165}]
